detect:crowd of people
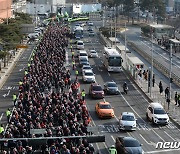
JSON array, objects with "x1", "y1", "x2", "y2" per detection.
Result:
[{"x1": 1, "y1": 24, "x2": 94, "y2": 154}]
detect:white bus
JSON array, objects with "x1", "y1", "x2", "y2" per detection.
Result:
[{"x1": 103, "y1": 47, "x2": 123, "y2": 72}]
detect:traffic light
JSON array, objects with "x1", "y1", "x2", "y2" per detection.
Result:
[{"x1": 170, "y1": 78, "x2": 173, "y2": 83}]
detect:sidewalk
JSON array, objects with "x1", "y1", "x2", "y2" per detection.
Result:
[
  {"x1": 136, "y1": 78, "x2": 180, "y2": 128},
  {"x1": 0, "y1": 42, "x2": 26, "y2": 89}
]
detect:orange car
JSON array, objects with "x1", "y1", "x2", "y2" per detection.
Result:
[{"x1": 95, "y1": 102, "x2": 115, "y2": 118}]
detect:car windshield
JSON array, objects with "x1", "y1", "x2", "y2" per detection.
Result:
[
  {"x1": 80, "y1": 53, "x2": 87, "y2": 56},
  {"x1": 83, "y1": 66, "x2": 91, "y2": 69},
  {"x1": 92, "y1": 86, "x2": 102, "y2": 91},
  {"x1": 78, "y1": 42, "x2": 83, "y2": 45},
  {"x1": 124, "y1": 139, "x2": 140, "y2": 147},
  {"x1": 108, "y1": 57, "x2": 121, "y2": 66},
  {"x1": 91, "y1": 50, "x2": 96, "y2": 53},
  {"x1": 122, "y1": 115, "x2": 135, "y2": 121},
  {"x1": 85, "y1": 72, "x2": 93, "y2": 76},
  {"x1": 107, "y1": 83, "x2": 117, "y2": 87},
  {"x1": 154, "y1": 108, "x2": 166, "y2": 114},
  {"x1": 80, "y1": 58, "x2": 88, "y2": 62},
  {"x1": 100, "y1": 104, "x2": 112, "y2": 109}
]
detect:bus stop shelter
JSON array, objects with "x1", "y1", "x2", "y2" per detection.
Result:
[
  {"x1": 127, "y1": 56, "x2": 144, "y2": 79},
  {"x1": 169, "y1": 39, "x2": 180, "y2": 53}
]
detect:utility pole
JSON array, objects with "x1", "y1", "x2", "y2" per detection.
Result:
[
  {"x1": 115, "y1": 5, "x2": 117, "y2": 48},
  {"x1": 150, "y1": 34, "x2": 154, "y2": 97},
  {"x1": 125, "y1": 22, "x2": 127, "y2": 69},
  {"x1": 169, "y1": 44, "x2": 172, "y2": 99}
]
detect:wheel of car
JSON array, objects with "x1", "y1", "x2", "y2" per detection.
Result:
[
  {"x1": 152, "y1": 118, "x2": 155, "y2": 124},
  {"x1": 146, "y1": 113, "x2": 149, "y2": 120}
]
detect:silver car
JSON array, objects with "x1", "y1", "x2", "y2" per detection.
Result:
[
  {"x1": 89, "y1": 50, "x2": 98, "y2": 58},
  {"x1": 119, "y1": 112, "x2": 137, "y2": 131}
]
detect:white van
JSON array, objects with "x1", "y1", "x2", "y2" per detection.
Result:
[{"x1": 77, "y1": 40, "x2": 84, "y2": 50}]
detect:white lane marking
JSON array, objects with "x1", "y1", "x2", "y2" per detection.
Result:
[
  {"x1": 139, "y1": 134, "x2": 151, "y2": 145},
  {"x1": 120, "y1": 92, "x2": 165, "y2": 142},
  {"x1": 2, "y1": 90, "x2": 11, "y2": 97},
  {"x1": 96, "y1": 143, "x2": 101, "y2": 154},
  {"x1": 111, "y1": 135, "x2": 116, "y2": 142},
  {"x1": 0, "y1": 113, "x2": 4, "y2": 121},
  {"x1": 164, "y1": 131, "x2": 175, "y2": 141},
  {"x1": 144, "y1": 148, "x2": 180, "y2": 154}
]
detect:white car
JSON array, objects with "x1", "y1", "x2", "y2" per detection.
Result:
[
  {"x1": 82, "y1": 70, "x2": 95, "y2": 83},
  {"x1": 89, "y1": 50, "x2": 98, "y2": 58},
  {"x1": 119, "y1": 112, "x2": 137, "y2": 130},
  {"x1": 77, "y1": 40, "x2": 84, "y2": 50},
  {"x1": 78, "y1": 50, "x2": 88, "y2": 60},
  {"x1": 146, "y1": 103, "x2": 169, "y2": 125},
  {"x1": 82, "y1": 65, "x2": 92, "y2": 73}
]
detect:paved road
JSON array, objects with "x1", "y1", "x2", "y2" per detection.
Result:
[
  {"x1": 0, "y1": 43, "x2": 35, "y2": 124},
  {"x1": 71, "y1": 23, "x2": 180, "y2": 154}
]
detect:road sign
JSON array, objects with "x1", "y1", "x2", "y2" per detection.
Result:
[
  {"x1": 30, "y1": 129, "x2": 46, "y2": 135},
  {"x1": 16, "y1": 45, "x2": 28, "y2": 48}
]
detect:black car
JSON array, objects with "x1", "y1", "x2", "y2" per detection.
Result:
[
  {"x1": 115, "y1": 136, "x2": 143, "y2": 154},
  {"x1": 104, "y1": 81, "x2": 120, "y2": 95}
]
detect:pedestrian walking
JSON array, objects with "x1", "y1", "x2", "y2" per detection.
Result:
[
  {"x1": 165, "y1": 87, "x2": 170, "y2": 98},
  {"x1": 72, "y1": 61, "x2": 75, "y2": 70},
  {"x1": 175, "y1": 92, "x2": 178, "y2": 105},
  {"x1": 159, "y1": 81, "x2": 163, "y2": 95},
  {"x1": 75, "y1": 70, "x2": 79, "y2": 78},
  {"x1": 12, "y1": 93, "x2": 17, "y2": 106},
  {"x1": 0, "y1": 124, "x2": 4, "y2": 137},
  {"x1": 152, "y1": 74, "x2": 155, "y2": 87},
  {"x1": 6, "y1": 108, "x2": 11, "y2": 122},
  {"x1": 72, "y1": 51, "x2": 75, "y2": 59},
  {"x1": 81, "y1": 89, "x2": 86, "y2": 101},
  {"x1": 178, "y1": 94, "x2": 180, "y2": 107},
  {"x1": 166, "y1": 97, "x2": 170, "y2": 110}
]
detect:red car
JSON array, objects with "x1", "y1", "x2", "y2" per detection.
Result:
[{"x1": 89, "y1": 83, "x2": 104, "y2": 99}]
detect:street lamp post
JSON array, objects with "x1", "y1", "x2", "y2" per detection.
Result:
[
  {"x1": 115, "y1": 5, "x2": 117, "y2": 48},
  {"x1": 169, "y1": 44, "x2": 172, "y2": 99},
  {"x1": 125, "y1": 22, "x2": 127, "y2": 69},
  {"x1": 150, "y1": 34, "x2": 154, "y2": 97}
]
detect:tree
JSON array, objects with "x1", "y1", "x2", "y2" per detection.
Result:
[
  {"x1": 123, "y1": 0, "x2": 135, "y2": 23},
  {"x1": 139, "y1": 0, "x2": 165, "y2": 23}
]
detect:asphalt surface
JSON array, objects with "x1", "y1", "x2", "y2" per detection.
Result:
[
  {"x1": 0, "y1": 22, "x2": 179, "y2": 154},
  {"x1": 0, "y1": 43, "x2": 36, "y2": 124},
  {"x1": 71, "y1": 23, "x2": 180, "y2": 154}
]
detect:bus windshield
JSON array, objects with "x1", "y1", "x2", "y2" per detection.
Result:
[{"x1": 108, "y1": 57, "x2": 121, "y2": 66}]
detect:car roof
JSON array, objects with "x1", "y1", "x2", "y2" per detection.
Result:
[
  {"x1": 99, "y1": 101, "x2": 110, "y2": 105},
  {"x1": 79, "y1": 50, "x2": 87, "y2": 53},
  {"x1": 122, "y1": 112, "x2": 135, "y2": 116},
  {"x1": 90, "y1": 50, "x2": 96, "y2": 52},
  {"x1": 106, "y1": 81, "x2": 116, "y2": 85},
  {"x1": 77, "y1": 40, "x2": 83, "y2": 43},
  {"x1": 118, "y1": 136, "x2": 137, "y2": 141},
  {"x1": 149, "y1": 103, "x2": 163, "y2": 109},
  {"x1": 84, "y1": 70, "x2": 93, "y2": 73}
]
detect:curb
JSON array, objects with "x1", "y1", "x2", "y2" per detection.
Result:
[
  {"x1": 0, "y1": 49, "x2": 24, "y2": 89},
  {"x1": 99, "y1": 32, "x2": 180, "y2": 129}
]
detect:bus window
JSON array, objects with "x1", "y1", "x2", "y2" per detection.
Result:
[{"x1": 108, "y1": 57, "x2": 121, "y2": 66}]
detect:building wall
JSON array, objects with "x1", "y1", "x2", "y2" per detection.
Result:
[{"x1": 0, "y1": 0, "x2": 12, "y2": 19}]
